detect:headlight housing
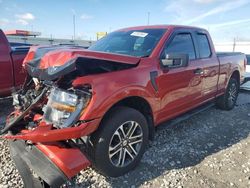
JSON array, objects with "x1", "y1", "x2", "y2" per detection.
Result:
[{"x1": 43, "y1": 87, "x2": 90, "y2": 128}]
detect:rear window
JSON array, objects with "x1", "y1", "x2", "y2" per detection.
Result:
[{"x1": 196, "y1": 34, "x2": 211, "y2": 58}]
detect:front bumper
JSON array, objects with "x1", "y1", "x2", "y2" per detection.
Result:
[
  {"x1": 10, "y1": 140, "x2": 91, "y2": 187},
  {"x1": 3, "y1": 118, "x2": 100, "y2": 143}
]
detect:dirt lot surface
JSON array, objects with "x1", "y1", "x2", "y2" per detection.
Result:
[{"x1": 0, "y1": 92, "x2": 249, "y2": 188}]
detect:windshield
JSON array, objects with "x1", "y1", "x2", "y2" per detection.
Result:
[{"x1": 89, "y1": 29, "x2": 166, "y2": 57}]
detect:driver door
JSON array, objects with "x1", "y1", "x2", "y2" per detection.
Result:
[{"x1": 157, "y1": 31, "x2": 204, "y2": 123}]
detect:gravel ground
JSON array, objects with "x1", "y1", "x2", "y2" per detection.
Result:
[{"x1": 0, "y1": 92, "x2": 250, "y2": 188}]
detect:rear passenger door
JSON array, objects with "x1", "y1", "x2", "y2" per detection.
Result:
[
  {"x1": 194, "y1": 31, "x2": 219, "y2": 101},
  {"x1": 157, "y1": 30, "x2": 204, "y2": 122}
]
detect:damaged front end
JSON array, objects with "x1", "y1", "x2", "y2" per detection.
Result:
[
  {"x1": 3, "y1": 80, "x2": 95, "y2": 142},
  {"x1": 1, "y1": 45, "x2": 139, "y2": 187},
  {"x1": 2, "y1": 77, "x2": 94, "y2": 187}
]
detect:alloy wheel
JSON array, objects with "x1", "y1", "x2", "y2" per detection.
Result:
[
  {"x1": 228, "y1": 82, "x2": 237, "y2": 106},
  {"x1": 108, "y1": 121, "x2": 143, "y2": 167}
]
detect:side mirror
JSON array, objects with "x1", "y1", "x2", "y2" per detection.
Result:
[{"x1": 161, "y1": 53, "x2": 189, "y2": 68}]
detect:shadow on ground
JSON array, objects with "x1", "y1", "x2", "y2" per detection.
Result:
[{"x1": 99, "y1": 92, "x2": 250, "y2": 187}]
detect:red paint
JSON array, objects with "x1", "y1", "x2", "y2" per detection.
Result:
[
  {"x1": 23, "y1": 47, "x2": 140, "y2": 70},
  {"x1": 3, "y1": 119, "x2": 100, "y2": 143},
  {"x1": 0, "y1": 29, "x2": 28, "y2": 97},
  {"x1": 71, "y1": 26, "x2": 245, "y2": 126},
  {"x1": 36, "y1": 142, "x2": 90, "y2": 178}
]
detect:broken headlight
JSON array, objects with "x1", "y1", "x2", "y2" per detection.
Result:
[{"x1": 43, "y1": 88, "x2": 90, "y2": 128}]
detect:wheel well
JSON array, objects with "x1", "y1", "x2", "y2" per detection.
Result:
[
  {"x1": 100, "y1": 96, "x2": 155, "y2": 140},
  {"x1": 231, "y1": 70, "x2": 240, "y2": 86}
]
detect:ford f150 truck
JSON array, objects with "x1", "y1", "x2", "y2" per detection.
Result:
[
  {"x1": 0, "y1": 29, "x2": 30, "y2": 97},
  {"x1": 0, "y1": 25, "x2": 246, "y2": 187}
]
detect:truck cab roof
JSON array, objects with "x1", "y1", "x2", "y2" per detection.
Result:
[{"x1": 118, "y1": 25, "x2": 207, "y2": 32}]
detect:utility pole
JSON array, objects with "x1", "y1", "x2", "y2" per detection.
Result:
[
  {"x1": 233, "y1": 37, "x2": 236, "y2": 52},
  {"x1": 73, "y1": 14, "x2": 76, "y2": 40},
  {"x1": 147, "y1": 12, "x2": 150, "y2": 25},
  {"x1": 49, "y1": 34, "x2": 54, "y2": 45}
]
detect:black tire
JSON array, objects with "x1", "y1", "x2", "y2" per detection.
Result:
[
  {"x1": 216, "y1": 77, "x2": 239, "y2": 110},
  {"x1": 89, "y1": 106, "x2": 149, "y2": 177}
]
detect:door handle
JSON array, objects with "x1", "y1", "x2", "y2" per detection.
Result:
[{"x1": 194, "y1": 68, "x2": 204, "y2": 75}]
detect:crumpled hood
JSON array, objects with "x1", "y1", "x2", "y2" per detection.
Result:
[{"x1": 23, "y1": 45, "x2": 140, "y2": 80}]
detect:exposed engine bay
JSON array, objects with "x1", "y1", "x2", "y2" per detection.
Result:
[{"x1": 1, "y1": 76, "x2": 92, "y2": 135}]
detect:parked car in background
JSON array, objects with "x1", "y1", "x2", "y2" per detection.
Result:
[
  {"x1": 9, "y1": 42, "x2": 32, "y2": 47},
  {"x1": 0, "y1": 29, "x2": 30, "y2": 97},
  {"x1": 1, "y1": 25, "x2": 246, "y2": 187},
  {"x1": 0, "y1": 28, "x2": 92, "y2": 97},
  {"x1": 246, "y1": 55, "x2": 250, "y2": 75},
  {"x1": 240, "y1": 54, "x2": 250, "y2": 90}
]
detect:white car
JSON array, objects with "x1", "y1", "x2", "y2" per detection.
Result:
[
  {"x1": 241, "y1": 55, "x2": 250, "y2": 90},
  {"x1": 246, "y1": 55, "x2": 250, "y2": 75}
]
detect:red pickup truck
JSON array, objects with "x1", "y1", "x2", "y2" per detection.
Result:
[
  {"x1": 1, "y1": 25, "x2": 246, "y2": 187},
  {"x1": 0, "y1": 29, "x2": 29, "y2": 97}
]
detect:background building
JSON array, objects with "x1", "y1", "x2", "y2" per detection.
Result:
[{"x1": 5, "y1": 30, "x2": 94, "y2": 47}]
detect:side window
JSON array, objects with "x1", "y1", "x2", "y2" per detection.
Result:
[
  {"x1": 196, "y1": 34, "x2": 211, "y2": 58},
  {"x1": 164, "y1": 33, "x2": 196, "y2": 60}
]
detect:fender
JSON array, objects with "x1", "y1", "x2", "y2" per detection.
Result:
[
  {"x1": 80, "y1": 84, "x2": 159, "y2": 122},
  {"x1": 226, "y1": 68, "x2": 240, "y2": 87},
  {"x1": 72, "y1": 69, "x2": 160, "y2": 123}
]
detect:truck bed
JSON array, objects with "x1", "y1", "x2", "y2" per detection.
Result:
[
  {"x1": 216, "y1": 52, "x2": 244, "y2": 57},
  {"x1": 217, "y1": 52, "x2": 246, "y2": 85}
]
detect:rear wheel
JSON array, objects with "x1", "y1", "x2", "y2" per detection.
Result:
[
  {"x1": 89, "y1": 106, "x2": 149, "y2": 177},
  {"x1": 216, "y1": 78, "x2": 239, "y2": 110}
]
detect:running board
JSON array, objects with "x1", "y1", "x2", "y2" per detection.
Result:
[{"x1": 157, "y1": 102, "x2": 215, "y2": 131}]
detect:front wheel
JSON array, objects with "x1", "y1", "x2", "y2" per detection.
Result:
[
  {"x1": 89, "y1": 107, "x2": 149, "y2": 177},
  {"x1": 216, "y1": 77, "x2": 239, "y2": 110}
]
